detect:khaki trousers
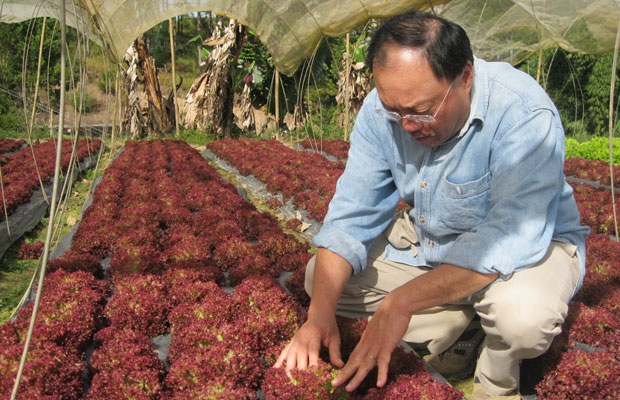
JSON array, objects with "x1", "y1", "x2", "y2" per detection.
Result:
[{"x1": 305, "y1": 213, "x2": 580, "y2": 395}]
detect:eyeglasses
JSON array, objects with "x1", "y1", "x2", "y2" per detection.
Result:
[{"x1": 375, "y1": 80, "x2": 454, "y2": 124}]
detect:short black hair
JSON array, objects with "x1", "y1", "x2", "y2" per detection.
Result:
[{"x1": 366, "y1": 10, "x2": 473, "y2": 81}]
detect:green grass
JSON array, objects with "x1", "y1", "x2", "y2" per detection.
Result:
[{"x1": 0, "y1": 232, "x2": 42, "y2": 323}]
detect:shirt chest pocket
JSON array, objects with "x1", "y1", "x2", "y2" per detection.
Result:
[{"x1": 437, "y1": 171, "x2": 491, "y2": 233}]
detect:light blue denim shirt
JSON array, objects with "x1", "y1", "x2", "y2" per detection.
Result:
[{"x1": 313, "y1": 57, "x2": 590, "y2": 292}]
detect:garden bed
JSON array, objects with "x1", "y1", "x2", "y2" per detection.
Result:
[
  {"x1": 1, "y1": 138, "x2": 619, "y2": 399},
  {"x1": 0, "y1": 138, "x2": 102, "y2": 258}
]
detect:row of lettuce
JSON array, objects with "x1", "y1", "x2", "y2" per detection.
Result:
[{"x1": 0, "y1": 138, "x2": 102, "y2": 222}]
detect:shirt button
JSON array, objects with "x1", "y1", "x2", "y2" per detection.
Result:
[
  {"x1": 419, "y1": 215, "x2": 426, "y2": 223},
  {"x1": 428, "y1": 240, "x2": 435, "y2": 247},
  {"x1": 420, "y1": 181, "x2": 427, "y2": 188}
]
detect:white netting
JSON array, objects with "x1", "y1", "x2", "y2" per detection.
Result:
[{"x1": 1, "y1": 0, "x2": 619, "y2": 74}]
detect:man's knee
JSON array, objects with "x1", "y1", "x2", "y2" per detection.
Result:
[{"x1": 487, "y1": 300, "x2": 566, "y2": 357}]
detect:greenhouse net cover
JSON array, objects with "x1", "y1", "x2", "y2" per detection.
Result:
[{"x1": 1, "y1": 0, "x2": 620, "y2": 75}]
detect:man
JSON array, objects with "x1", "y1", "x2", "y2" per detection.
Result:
[{"x1": 275, "y1": 10, "x2": 589, "y2": 399}]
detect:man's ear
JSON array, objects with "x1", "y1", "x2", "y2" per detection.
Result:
[{"x1": 461, "y1": 61, "x2": 474, "y2": 91}]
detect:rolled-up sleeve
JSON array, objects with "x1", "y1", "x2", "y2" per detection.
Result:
[{"x1": 313, "y1": 97, "x2": 400, "y2": 274}]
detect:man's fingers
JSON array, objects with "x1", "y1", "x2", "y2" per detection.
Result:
[
  {"x1": 328, "y1": 337, "x2": 344, "y2": 368},
  {"x1": 375, "y1": 357, "x2": 389, "y2": 388},
  {"x1": 274, "y1": 341, "x2": 292, "y2": 368},
  {"x1": 295, "y1": 347, "x2": 309, "y2": 370},
  {"x1": 331, "y1": 362, "x2": 355, "y2": 388},
  {"x1": 337, "y1": 356, "x2": 377, "y2": 392}
]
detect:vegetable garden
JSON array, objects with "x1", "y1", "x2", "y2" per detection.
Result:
[{"x1": 0, "y1": 136, "x2": 619, "y2": 399}]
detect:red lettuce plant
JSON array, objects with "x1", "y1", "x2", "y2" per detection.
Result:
[
  {"x1": 164, "y1": 320, "x2": 264, "y2": 396},
  {"x1": 263, "y1": 320, "x2": 462, "y2": 400},
  {"x1": 71, "y1": 211, "x2": 118, "y2": 259},
  {"x1": 13, "y1": 269, "x2": 107, "y2": 352},
  {"x1": 571, "y1": 183, "x2": 619, "y2": 234},
  {"x1": 212, "y1": 235, "x2": 256, "y2": 270},
  {"x1": 278, "y1": 252, "x2": 313, "y2": 274},
  {"x1": 0, "y1": 322, "x2": 20, "y2": 347},
  {"x1": 329, "y1": 316, "x2": 457, "y2": 398},
  {"x1": 363, "y1": 372, "x2": 464, "y2": 400},
  {"x1": 262, "y1": 359, "x2": 348, "y2": 400},
  {"x1": 535, "y1": 349, "x2": 620, "y2": 399},
  {"x1": 104, "y1": 273, "x2": 171, "y2": 337},
  {"x1": 258, "y1": 229, "x2": 310, "y2": 265},
  {"x1": 0, "y1": 340, "x2": 84, "y2": 399},
  {"x1": 17, "y1": 241, "x2": 44, "y2": 260},
  {"x1": 595, "y1": 284, "x2": 620, "y2": 318},
  {"x1": 160, "y1": 231, "x2": 215, "y2": 271},
  {"x1": 300, "y1": 138, "x2": 350, "y2": 160},
  {"x1": 584, "y1": 234, "x2": 620, "y2": 275},
  {"x1": 108, "y1": 228, "x2": 164, "y2": 276},
  {"x1": 0, "y1": 138, "x2": 26, "y2": 154},
  {"x1": 227, "y1": 254, "x2": 275, "y2": 286},
  {"x1": 167, "y1": 280, "x2": 238, "y2": 336},
  {"x1": 48, "y1": 250, "x2": 104, "y2": 277},
  {"x1": 565, "y1": 157, "x2": 620, "y2": 187},
  {"x1": 232, "y1": 276, "x2": 305, "y2": 353},
  {"x1": 233, "y1": 208, "x2": 282, "y2": 241},
  {"x1": 563, "y1": 302, "x2": 620, "y2": 353},
  {"x1": 86, "y1": 326, "x2": 166, "y2": 399},
  {"x1": 164, "y1": 267, "x2": 226, "y2": 305}
]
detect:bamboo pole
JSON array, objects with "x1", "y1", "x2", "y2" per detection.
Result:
[
  {"x1": 608, "y1": 19, "x2": 620, "y2": 241},
  {"x1": 27, "y1": 17, "x2": 49, "y2": 204},
  {"x1": 275, "y1": 69, "x2": 280, "y2": 131},
  {"x1": 344, "y1": 33, "x2": 351, "y2": 140},
  {"x1": 169, "y1": 18, "x2": 180, "y2": 138},
  {"x1": 11, "y1": 0, "x2": 67, "y2": 397}
]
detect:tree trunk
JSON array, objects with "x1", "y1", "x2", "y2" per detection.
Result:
[
  {"x1": 122, "y1": 34, "x2": 172, "y2": 138},
  {"x1": 336, "y1": 55, "x2": 371, "y2": 139},
  {"x1": 182, "y1": 18, "x2": 246, "y2": 138}
]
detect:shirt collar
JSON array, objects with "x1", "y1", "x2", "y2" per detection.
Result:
[{"x1": 454, "y1": 56, "x2": 485, "y2": 140}]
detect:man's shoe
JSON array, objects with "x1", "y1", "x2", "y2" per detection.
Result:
[
  {"x1": 423, "y1": 318, "x2": 485, "y2": 380},
  {"x1": 469, "y1": 376, "x2": 522, "y2": 400}
]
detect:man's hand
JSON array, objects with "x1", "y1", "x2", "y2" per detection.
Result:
[
  {"x1": 331, "y1": 263, "x2": 498, "y2": 392},
  {"x1": 331, "y1": 290, "x2": 412, "y2": 391},
  {"x1": 275, "y1": 247, "x2": 353, "y2": 371},
  {"x1": 274, "y1": 314, "x2": 345, "y2": 371}
]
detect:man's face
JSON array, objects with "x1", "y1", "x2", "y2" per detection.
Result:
[{"x1": 373, "y1": 45, "x2": 472, "y2": 148}]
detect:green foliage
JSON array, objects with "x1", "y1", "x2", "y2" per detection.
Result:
[
  {"x1": 8, "y1": 15, "x2": 617, "y2": 144},
  {"x1": 67, "y1": 87, "x2": 98, "y2": 113},
  {"x1": 97, "y1": 69, "x2": 117, "y2": 93},
  {"x1": 235, "y1": 29, "x2": 274, "y2": 107},
  {"x1": 584, "y1": 55, "x2": 618, "y2": 136},
  {"x1": 0, "y1": 18, "x2": 63, "y2": 92},
  {"x1": 566, "y1": 136, "x2": 620, "y2": 165},
  {"x1": 179, "y1": 129, "x2": 214, "y2": 145},
  {"x1": 0, "y1": 105, "x2": 26, "y2": 137},
  {"x1": 519, "y1": 49, "x2": 620, "y2": 137}
]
